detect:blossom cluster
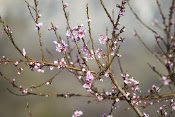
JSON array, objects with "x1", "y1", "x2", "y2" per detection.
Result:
[{"x1": 66, "y1": 24, "x2": 86, "y2": 42}]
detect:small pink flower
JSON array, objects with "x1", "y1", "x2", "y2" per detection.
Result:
[
  {"x1": 12, "y1": 79, "x2": 15, "y2": 82},
  {"x1": 54, "y1": 26, "x2": 59, "y2": 30},
  {"x1": 60, "y1": 58, "x2": 66, "y2": 67},
  {"x1": 66, "y1": 30, "x2": 70, "y2": 37},
  {"x1": 115, "y1": 98, "x2": 120, "y2": 102},
  {"x1": 50, "y1": 66, "x2": 54, "y2": 70},
  {"x1": 5, "y1": 27, "x2": 9, "y2": 31},
  {"x1": 35, "y1": 22, "x2": 43, "y2": 29},
  {"x1": 152, "y1": 19, "x2": 158, "y2": 27},
  {"x1": 133, "y1": 32, "x2": 136, "y2": 36},
  {"x1": 45, "y1": 95, "x2": 49, "y2": 97},
  {"x1": 22, "y1": 48, "x2": 26, "y2": 57},
  {"x1": 45, "y1": 81, "x2": 51, "y2": 85},
  {"x1": 104, "y1": 71, "x2": 109, "y2": 77},
  {"x1": 125, "y1": 92, "x2": 130, "y2": 98},
  {"x1": 78, "y1": 29, "x2": 86, "y2": 38},
  {"x1": 72, "y1": 110, "x2": 83, "y2": 117},
  {"x1": 116, "y1": 4, "x2": 120, "y2": 8},
  {"x1": 87, "y1": 17, "x2": 91, "y2": 22},
  {"x1": 63, "y1": 3, "x2": 68, "y2": 8},
  {"x1": 38, "y1": 14, "x2": 42, "y2": 18},
  {"x1": 78, "y1": 76, "x2": 81, "y2": 79},
  {"x1": 99, "y1": 33, "x2": 107, "y2": 44},
  {"x1": 162, "y1": 76, "x2": 170, "y2": 85},
  {"x1": 83, "y1": 82, "x2": 91, "y2": 89},
  {"x1": 172, "y1": 106, "x2": 175, "y2": 110},
  {"x1": 86, "y1": 71, "x2": 94, "y2": 81},
  {"x1": 48, "y1": 27, "x2": 52, "y2": 31},
  {"x1": 96, "y1": 48, "x2": 103, "y2": 58},
  {"x1": 117, "y1": 53, "x2": 122, "y2": 57},
  {"x1": 88, "y1": 50, "x2": 94, "y2": 59},
  {"x1": 98, "y1": 96, "x2": 103, "y2": 102},
  {"x1": 14, "y1": 61, "x2": 19, "y2": 67},
  {"x1": 118, "y1": 11, "x2": 124, "y2": 17}
]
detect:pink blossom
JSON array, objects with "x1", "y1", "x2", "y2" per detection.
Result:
[
  {"x1": 116, "y1": 4, "x2": 120, "y2": 8},
  {"x1": 117, "y1": 53, "x2": 122, "y2": 58},
  {"x1": 87, "y1": 50, "x2": 94, "y2": 59},
  {"x1": 125, "y1": 92, "x2": 130, "y2": 98},
  {"x1": 66, "y1": 30, "x2": 70, "y2": 37},
  {"x1": 72, "y1": 110, "x2": 83, "y2": 117},
  {"x1": 45, "y1": 81, "x2": 51, "y2": 85},
  {"x1": 54, "y1": 26, "x2": 59, "y2": 30},
  {"x1": 35, "y1": 22, "x2": 43, "y2": 29},
  {"x1": 162, "y1": 76, "x2": 170, "y2": 85},
  {"x1": 50, "y1": 66, "x2": 54, "y2": 70},
  {"x1": 12, "y1": 79, "x2": 15, "y2": 82},
  {"x1": 115, "y1": 98, "x2": 120, "y2": 102},
  {"x1": 37, "y1": 69, "x2": 44, "y2": 73},
  {"x1": 87, "y1": 17, "x2": 91, "y2": 22},
  {"x1": 118, "y1": 11, "x2": 124, "y2": 17},
  {"x1": 133, "y1": 32, "x2": 136, "y2": 36},
  {"x1": 95, "y1": 48, "x2": 103, "y2": 58},
  {"x1": 99, "y1": 33, "x2": 107, "y2": 44},
  {"x1": 152, "y1": 19, "x2": 158, "y2": 27},
  {"x1": 97, "y1": 96, "x2": 103, "y2": 102},
  {"x1": 63, "y1": 3, "x2": 68, "y2": 8},
  {"x1": 86, "y1": 71, "x2": 94, "y2": 81},
  {"x1": 14, "y1": 61, "x2": 19, "y2": 66},
  {"x1": 83, "y1": 82, "x2": 91, "y2": 89},
  {"x1": 78, "y1": 29, "x2": 86, "y2": 38},
  {"x1": 48, "y1": 27, "x2": 52, "y2": 31},
  {"x1": 143, "y1": 113, "x2": 149, "y2": 117},
  {"x1": 172, "y1": 106, "x2": 175, "y2": 110},
  {"x1": 78, "y1": 76, "x2": 81, "y2": 79},
  {"x1": 54, "y1": 40, "x2": 68, "y2": 53},
  {"x1": 22, "y1": 48, "x2": 26, "y2": 56},
  {"x1": 54, "y1": 60, "x2": 58, "y2": 64},
  {"x1": 38, "y1": 14, "x2": 42, "y2": 18},
  {"x1": 5, "y1": 27, "x2": 9, "y2": 31},
  {"x1": 104, "y1": 71, "x2": 109, "y2": 77},
  {"x1": 45, "y1": 95, "x2": 48, "y2": 97},
  {"x1": 81, "y1": 45, "x2": 87, "y2": 54},
  {"x1": 60, "y1": 58, "x2": 66, "y2": 67}
]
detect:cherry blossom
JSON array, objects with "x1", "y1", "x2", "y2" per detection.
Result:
[
  {"x1": 72, "y1": 110, "x2": 83, "y2": 117},
  {"x1": 162, "y1": 76, "x2": 170, "y2": 85},
  {"x1": 22, "y1": 48, "x2": 26, "y2": 56},
  {"x1": 35, "y1": 22, "x2": 43, "y2": 29},
  {"x1": 63, "y1": 3, "x2": 68, "y2": 8},
  {"x1": 99, "y1": 33, "x2": 107, "y2": 44},
  {"x1": 59, "y1": 58, "x2": 66, "y2": 67}
]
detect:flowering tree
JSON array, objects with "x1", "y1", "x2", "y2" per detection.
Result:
[{"x1": 0, "y1": 0, "x2": 175, "y2": 117}]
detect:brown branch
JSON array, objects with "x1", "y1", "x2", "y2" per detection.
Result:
[
  {"x1": 99, "y1": 0, "x2": 115, "y2": 27},
  {"x1": 0, "y1": 17, "x2": 32, "y2": 60},
  {"x1": 32, "y1": 69, "x2": 63, "y2": 88},
  {"x1": 134, "y1": 30, "x2": 164, "y2": 64},
  {"x1": 61, "y1": 0, "x2": 90, "y2": 70},
  {"x1": 26, "y1": 101, "x2": 33, "y2": 117},
  {"x1": 109, "y1": 73, "x2": 144, "y2": 117},
  {"x1": 127, "y1": 1, "x2": 157, "y2": 34},
  {"x1": 0, "y1": 59, "x2": 97, "y2": 74},
  {"x1": 86, "y1": 4, "x2": 103, "y2": 70}
]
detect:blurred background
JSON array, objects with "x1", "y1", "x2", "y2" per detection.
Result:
[{"x1": 0, "y1": 0, "x2": 174, "y2": 117}]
